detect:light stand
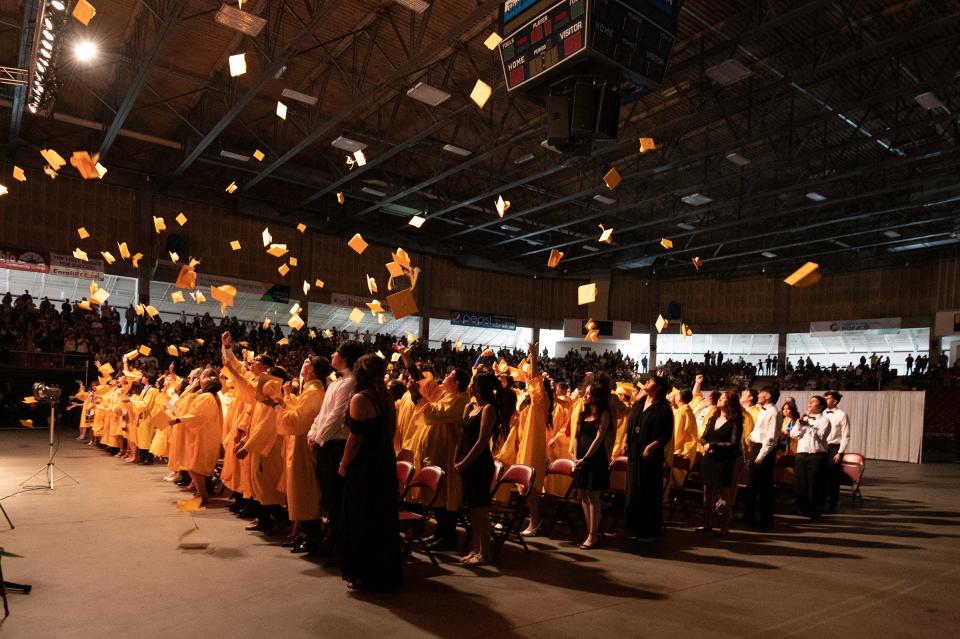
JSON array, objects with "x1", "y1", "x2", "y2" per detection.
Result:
[{"x1": 20, "y1": 400, "x2": 78, "y2": 491}]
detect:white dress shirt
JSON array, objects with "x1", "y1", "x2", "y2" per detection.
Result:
[
  {"x1": 791, "y1": 413, "x2": 831, "y2": 454},
  {"x1": 307, "y1": 370, "x2": 354, "y2": 445},
  {"x1": 823, "y1": 407, "x2": 851, "y2": 453},
  {"x1": 750, "y1": 403, "x2": 780, "y2": 462}
]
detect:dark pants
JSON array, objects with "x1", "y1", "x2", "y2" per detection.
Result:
[
  {"x1": 434, "y1": 508, "x2": 457, "y2": 542},
  {"x1": 743, "y1": 443, "x2": 776, "y2": 526},
  {"x1": 315, "y1": 439, "x2": 346, "y2": 550},
  {"x1": 795, "y1": 452, "x2": 827, "y2": 518},
  {"x1": 827, "y1": 443, "x2": 842, "y2": 511},
  {"x1": 625, "y1": 452, "x2": 665, "y2": 538}
]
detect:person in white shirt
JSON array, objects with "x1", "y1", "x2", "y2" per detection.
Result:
[
  {"x1": 743, "y1": 386, "x2": 780, "y2": 528},
  {"x1": 791, "y1": 396, "x2": 832, "y2": 519},
  {"x1": 823, "y1": 390, "x2": 851, "y2": 513},
  {"x1": 307, "y1": 341, "x2": 365, "y2": 559}
]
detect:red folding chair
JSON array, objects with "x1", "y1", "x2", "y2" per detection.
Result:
[
  {"x1": 398, "y1": 465, "x2": 445, "y2": 565},
  {"x1": 396, "y1": 460, "x2": 414, "y2": 500},
  {"x1": 540, "y1": 459, "x2": 581, "y2": 538},
  {"x1": 840, "y1": 452, "x2": 865, "y2": 504},
  {"x1": 489, "y1": 464, "x2": 535, "y2": 561}
]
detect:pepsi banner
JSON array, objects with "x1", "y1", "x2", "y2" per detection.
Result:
[{"x1": 450, "y1": 310, "x2": 517, "y2": 331}]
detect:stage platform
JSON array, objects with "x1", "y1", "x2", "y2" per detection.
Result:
[{"x1": 1, "y1": 428, "x2": 959, "y2": 638}]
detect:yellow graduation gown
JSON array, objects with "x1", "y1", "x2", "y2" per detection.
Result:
[
  {"x1": 132, "y1": 386, "x2": 162, "y2": 450},
  {"x1": 180, "y1": 391, "x2": 223, "y2": 476},
  {"x1": 610, "y1": 394, "x2": 631, "y2": 459},
  {"x1": 670, "y1": 404, "x2": 699, "y2": 488},
  {"x1": 545, "y1": 395, "x2": 573, "y2": 496},
  {"x1": 167, "y1": 391, "x2": 195, "y2": 472},
  {"x1": 394, "y1": 391, "x2": 419, "y2": 460},
  {"x1": 495, "y1": 388, "x2": 523, "y2": 466},
  {"x1": 413, "y1": 389, "x2": 469, "y2": 511},
  {"x1": 516, "y1": 374, "x2": 550, "y2": 493},
  {"x1": 276, "y1": 379, "x2": 325, "y2": 521}
]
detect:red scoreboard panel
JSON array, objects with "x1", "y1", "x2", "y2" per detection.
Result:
[{"x1": 499, "y1": 0, "x2": 589, "y2": 91}]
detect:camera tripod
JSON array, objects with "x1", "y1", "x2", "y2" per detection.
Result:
[
  {"x1": 0, "y1": 547, "x2": 32, "y2": 618},
  {"x1": 21, "y1": 401, "x2": 78, "y2": 491}
]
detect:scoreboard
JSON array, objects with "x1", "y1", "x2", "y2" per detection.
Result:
[
  {"x1": 498, "y1": 0, "x2": 682, "y2": 94},
  {"x1": 500, "y1": 0, "x2": 588, "y2": 91}
]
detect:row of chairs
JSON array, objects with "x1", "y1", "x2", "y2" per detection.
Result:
[
  {"x1": 395, "y1": 461, "x2": 537, "y2": 564},
  {"x1": 393, "y1": 451, "x2": 866, "y2": 562}
]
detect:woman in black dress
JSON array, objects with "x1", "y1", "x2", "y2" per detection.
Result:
[
  {"x1": 337, "y1": 354, "x2": 402, "y2": 591},
  {"x1": 572, "y1": 382, "x2": 612, "y2": 549},
  {"x1": 454, "y1": 372, "x2": 499, "y2": 566},
  {"x1": 699, "y1": 390, "x2": 744, "y2": 537}
]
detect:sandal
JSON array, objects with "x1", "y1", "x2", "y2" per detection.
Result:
[{"x1": 463, "y1": 555, "x2": 488, "y2": 566}]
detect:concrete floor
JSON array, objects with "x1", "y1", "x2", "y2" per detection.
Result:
[{"x1": 1, "y1": 428, "x2": 959, "y2": 638}]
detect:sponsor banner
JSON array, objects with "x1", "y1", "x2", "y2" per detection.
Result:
[
  {"x1": 809, "y1": 317, "x2": 901, "y2": 337},
  {"x1": 194, "y1": 273, "x2": 275, "y2": 297},
  {"x1": 0, "y1": 247, "x2": 49, "y2": 273},
  {"x1": 331, "y1": 293, "x2": 380, "y2": 309},
  {"x1": 450, "y1": 310, "x2": 517, "y2": 331},
  {"x1": 49, "y1": 253, "x2": 104, "y2": 280}
]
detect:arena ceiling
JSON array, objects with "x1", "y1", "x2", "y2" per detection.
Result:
[{"x1": 1, "y1": 0, "x2": 959, "y2": 280}]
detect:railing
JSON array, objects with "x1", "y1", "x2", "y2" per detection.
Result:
[{"x1": 0, "y1": 351, "x2": 90, "y2": 371}]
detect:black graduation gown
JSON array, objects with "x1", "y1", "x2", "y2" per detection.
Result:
[{"x1": 624, "y1": 397, "x2": 674, "y2": 538}]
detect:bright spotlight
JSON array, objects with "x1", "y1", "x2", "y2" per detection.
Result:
[{"x1": 73, "y1": 40, "x2": 98, "y2": 62}]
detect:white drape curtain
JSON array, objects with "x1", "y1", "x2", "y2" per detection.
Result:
[{"x1": 777, "y1": 390, "x2": 925, "y2": 463}]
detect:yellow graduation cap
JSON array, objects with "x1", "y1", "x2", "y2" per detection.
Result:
[
  {"x1": 278, "y1": 263, "x2": 290, "y2": 276},
  {"x1": 77, "y1": 300, "x2": 92, "y2": 311},
  {"x1": 262, "y1": 318, "x2": 271, "y2": 329},
  {"x1": 230, "y1": 240, "x2": 241, "y2": 251},
  {"x1": 784, "y1": 262, "x2": 821, "y2": 288},
  {"x1": 195, "y1": 338, "x2": 205, "y2": 346},
  {"x1": 367, "y1": 299, "x2": 384, "y2": 314},
  {"x1": 117, "y1": 242, "x2": 131, "y2": 260},
  {"x1": 210, "y1": 284, "x2": 237, "y2": 314},
  {"x1": 153, "y1": 216, "x2": 166, "y2": 233},
  {"x1": 72, "y1": 0, "x2": 96, "y2": 25},
  {"x1": 89, "y1": 280, "x2": 99, "y2": 296},
  {"x1": 387, "y1": 288, "x2": 418, "y2": 320},
  {"x1": 393, "y1": 248, "x2": 411, "y2": 270},
  {"x1": 171, "y1": 291, "x2": 185, "y2": 303},
  {"x1": 228, "y1": 53, "x2": 246, "y2": 77},
  {"x1": 277, "y1": 337, "x2": 289, "y2": 346},
  {"x1": 655, "y1": 314, "x2": 668, "y2": 333},
  {"x1": 90, "y1": 287, "x2": 110, "y2": 305},
  {"x1": 297, "y1": 223, "x2": 306, "y2": 233},
  {"x1": 175, "y1": 212, "x2": 188, "y2": 226},
  {"x1": 660, "y1": 238, "x2": 673, "y2": 250},
  {"x1": 134, "y1": 304, "x2": 145, "y2": 317},
  {"x1": 409, "y1": 215, "x2": 426, "y2": 228},
  {"x1": 577, "y1": 283, "x2": 598, "y2": 306},
  {"x1": 13, "y1": 166, "x2": 26, "y2": 182},
  {"x1": 169, "y1": 251, "x2": 179, "y2": 264},
  {"x1": 639, "y1": 137, "x2": 656, "y2": 153},
  {"x1": 681, "y1": 323, "x2": 694, "y2": 337},
  {"x1": 276, "y1": 101, "x2": 288, "y2": 119},
  {"x1": 323, "y1": 329, "x2": 334, "y2": 338},
  {"x1": 377, "y1": 313, "x2": 385, "y2": 325},
  {"x1": 70, "y1": 151, "x2": 104, "y2": 180},
  {"x1": 22, "y1": 396, "x2": 38, "y2": 405},
  {"x1": 262, "y1": 227, "x2": 272, "y2": 247},
  {"x1": 166, "y1": 345, "x2": 179, "y2": 357},
  {"x1": 174, "y1": 265, "x2": 196, "y2": 289},
  {"x1": 43, "y1": 165, "x2": 58, "y2": 179},
  {"x1": 470, "y1": 79, "x2": 492, "y2": 109},
  {"x1": 100, "y1": 251, "x2": 116, "y2": 265},
  {"x1": 176, "y1": 496, "x2": 203, "y2": 512},
  {"x1": 603, "y1": 167, "x2": 621, "y2": 190},
  {"x1": 314, "y1": 278, "x2": 324, "y2": 288},
  {"x1": 124, "y1": 349, "x2": 139, "y2": 361},
  {"x1": 585, "y1": 329, "x2": 599, "y2": 343},
  {"x1": 495, "y1": 195, "x2": 510, "y2": 218},
  {"x1": 98, "y1": 362, "x2": 115, "y2": 377},
  {"x1": 73, "y1": 248, "x2": 88, "y2": 261},
  {"x1": 0, "y1": 185, "x2": 7, "y2": 197},
  {"x1": 266, "y1": 243, "x2": 288, "y2": 258},
  {"x1": 226, "y1": 181, "x2": 238, "y2": 194},
  {"x1": 366, "y1": 274, "x2": 378, "y2": 295},
  {"x1": 253, "y1": 149, "x2": 265, "y2": 162},
  {"x1": 288, "y1": 314, "x2": 304, "y2": 331},
  {"x1": 483, "y1": 31, "x2": 503, "y2": 50},
  {"x1": 348, "y1": 307, "x2": 365, "y2": 324},
  {"x1": 598, "y1": 224, "x2": 613, "y2": 244},
  {"x1": 375, "y1": 350, "x2": 386, "y2": 360},
  {"x1": 20, "y1": 419, "x2": 34, "y2": 428},
  {"x1": 289, "y1": 256, "x2": 298, "y2": 267},
  {"x1": 386, "y1": 261, "x2": 404, "y2": 278},
  {"x1": 348, "y1": 233, "x2": 368, "y2": 255},
  {"x1": 454, "y1": 337, "x2": 463, "y2": 352},
  {"x1": 41, "y1": 148, "x2": 66, "y2": 170},
  {"x1": 289, "y1": 302, "x2": 301, "y2": 316},
  {"x1": 77, "y1": 227, "x2": 90, "y2": 239},
  {"x1": 131, "y1": 252, "x2": 143, "y2": 268},
  {"x1": 302, "y1": 280, "x2": 311, "y2": 295},
  {"x1": 138, "y1": 345, "x2": 151, "y2": 356},
  {"x1": 145, "y1": 305, "x2": 159, "y2": 318},
  {"x1": 336, "y1": 192, "x2": 345, "y2": 205},
  {"x1": 547, "y1": 249, "x2": 565, "y2": 268},
  {"x1": 308, "y1": 329, "x2": 317, "y2": 339},
  {"x1": 585, "y1": 319, "x2": 596, "y2": 331},
  {"x1": 692, "y1": 256, "x2": 702, "y2": 271}
]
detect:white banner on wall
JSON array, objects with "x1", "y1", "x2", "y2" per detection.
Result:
[
  {"x1": 809, "y1": 317, "x2": 901, "y2": 337},
  {"x1": 49, "y1": 253, "x2": 104, "y2": 280}
]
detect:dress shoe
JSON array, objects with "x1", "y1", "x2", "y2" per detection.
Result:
[
  {"x1": 246, "y1": 518, "x2": 272, "y2": 532},
  {"x1": 235, "y1": 506, "x2": 258, "y2": 519},
  {"x1": 291, "y1": 539, "x2": 316, "y2": 554}
]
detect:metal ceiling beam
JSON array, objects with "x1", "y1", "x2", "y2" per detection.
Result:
[
  {"x1": 98, "y1": 0, "x2": 188, "y2": 159},
  {"x1": 239, "y1": 0, "x2": 502, "y2": 192},
  {"x1": 7, "y1": 0, "x2": 36, "y2": 148},
  {"x1": 171, "y1": 1, "x2": 339, "y2": 178}
]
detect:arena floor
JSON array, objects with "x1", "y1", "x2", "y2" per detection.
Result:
[{"x1": 1, "y1": 428, "x2": 958, "y2": 638}]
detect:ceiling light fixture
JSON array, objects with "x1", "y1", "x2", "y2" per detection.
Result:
[
  {"x1": 407, "y1": 81, "x2": 450, "y2": 107},
  {"x1": 681, "y1": 193, "x2": 712, "y2": 206},
  {"x1": 441, "y1": 143, "x2": 471, "y2": 157},
  {"x1": 330, "y1": 136, "x2": 367, "y2": 153},
  {"x1": 806, "y1": 192, "x2": 827, "y2": 202}
]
